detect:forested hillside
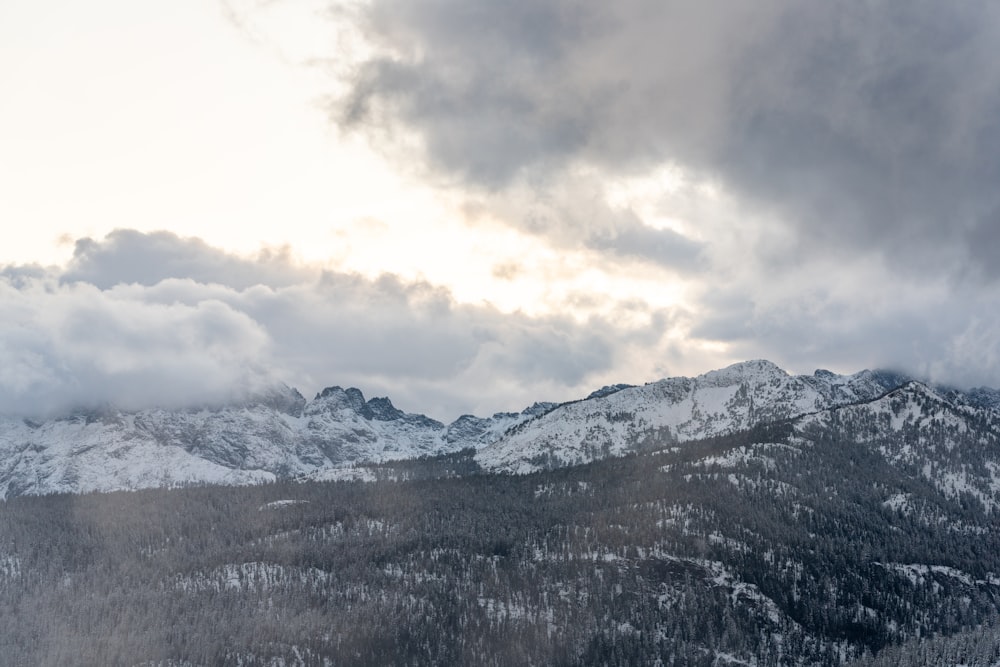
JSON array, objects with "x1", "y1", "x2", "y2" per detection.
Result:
[{"x1": 2, "y1": 406, "x2": 999, "y2": 665}]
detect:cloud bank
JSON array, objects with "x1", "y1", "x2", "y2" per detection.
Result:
[
  {"x1": 3, "y1": 228, "x2": 1000, "y2": 420},
  {"x1": 310, "y1": 0, "x2": 1000, "y2": 393},
  {"x1": 7, "y1": 5, "x2": 1000, "y2": 420},
  {"x1": 1, "y1": 231, "x2": 665, "y2": 419},
  {"x1": 332, "y1": 0, "x2": 1000, "y2": 280}
]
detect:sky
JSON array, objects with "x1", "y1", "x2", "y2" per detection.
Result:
[{"x1": 3, "y1": 1, "x2": 1000, "y2": 420}]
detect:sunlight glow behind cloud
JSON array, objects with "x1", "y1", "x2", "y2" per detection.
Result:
[{"x1": 4, "y1": 1, "x2": 1000, "y2": 419}]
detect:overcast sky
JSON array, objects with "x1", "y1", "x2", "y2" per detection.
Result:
[{"x1": 3, "y1": 1, "x2": 1000, "y2": 420}]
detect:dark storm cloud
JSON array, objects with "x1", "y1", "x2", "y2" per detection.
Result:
[
  {"x1": 725, "y1": 2, "x2": 1000, "y2": 273},
  {"x1": 332, "y1": 0, "x2": 1000, "y2": 277},
  {"x1": 0, "y1": 231, "x2": 652, "y2": 420},
  {"x1": 688, "y1": 290, "x2": 756, "y2": 343},
  {"x1": 337, "y1": 1, "x2": 597, "y2": 186}
]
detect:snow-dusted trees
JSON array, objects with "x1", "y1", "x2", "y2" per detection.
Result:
[{"x1": 1, "y1": 422, "x2": 1000, "y2": 665}]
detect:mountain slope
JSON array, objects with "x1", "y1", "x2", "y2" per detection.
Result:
[
  {"x1": 6, "y1": 363, "x2": 1000, "y2": 663},
  {"x1": 797, "y1": 381, "x2": 1000, "y2": 512},
  {"x1": 0, "y1": 385, "x2": 545, "y2": 498},
  {"x1": 476, "y1": 360, "x2": 902, "y2": 473},
  {"x1": 5, "y1": 382, "x2": 1000, "y2": 665},
  {"x1": 1, "y1": 359, "x2": 992, "y2": 498}
]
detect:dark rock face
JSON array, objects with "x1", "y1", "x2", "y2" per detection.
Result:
[
  {"x1": 586, "y1": 384, "x2": 636, "y2": 400},
  {"x1": 312, "y1": 386, "x2": 369, "y2": 414},
  {"x1": 522, "y1": 402, "x2": 558, "y2": 418},
  {"x1": 365, "y1": 397, "x2": 404, "y2": 421}
]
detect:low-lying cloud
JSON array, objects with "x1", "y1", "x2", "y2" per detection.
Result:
[
  {"x1": 5, "y1": 230, "x2": 1000, "y2": 419},
  {"x1": 0, "y1": 276, "x2": 272, "y2": 417},
  {"x1": 0, "y1": 231, "x2": 658, "y2": 420}
]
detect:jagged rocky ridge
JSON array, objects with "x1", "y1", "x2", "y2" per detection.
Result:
[
  {"x1": 0, "y1": 384, "x2": 554, "y2": 498},
  {"x1": 1, "y1": 359, "x2": 998, "y2": 498}
]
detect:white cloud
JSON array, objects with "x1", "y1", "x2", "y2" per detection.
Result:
[
  {"x1": 5, "y1": 229, "x2": 1000, "y2": 420},
  {"x1": 0, "y1": 276, "x2": 273, "y2": 417},
  {"x1": 7, "y1": 4, "x2": 1000, "y2": 420},
  {"x1": 0, "y1": 231, "x2": 682, "y2": 419}
]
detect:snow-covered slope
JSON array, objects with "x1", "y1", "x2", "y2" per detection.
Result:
[
  {"x1": 475, "y1": 360, "x2": 901, "y2": 473},
  {"x1": 795, "y1": 381, "x2": 1000, "y2": 512},
  {"x1": 4, "y1": 359, "x2": 991, "y2": 496},
  {"x1": 0, "y1": 385, "x2": 547, "y2": 498}
]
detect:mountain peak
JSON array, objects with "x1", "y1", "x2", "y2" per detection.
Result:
[
  {"x1": 315, "y1": 385, "x2": 344, "y2": 401},
  {"x1": 312, "y1": 386, "x2": 368, "y2": 413},
  {"x1": 586, "y1": 384, "x2": 636, "y2": 400},
  {"x1": 242, "y1": 383, "x2": 305, "y2": 416},
  {"x1": 886, "y1": 379, "x2": 949, "y2": 404},
  {"x1": 476, "y1": 359, "x2": 917, "y2": 474},
  {"x1": 864, "y1": 368, "x2": 914, "y2": 390},
  {"x1": 6, "y1": 359, "x2": 1000, "y2": 497},
  {"x1": 698, "y1": 359, "x2": 787, "y2": 386},
  {"x1": 365, "y1": 396, "x2": 404, "y2": 421},
  {"x1": 522, "y1": 402, "x2": 558, "y2": 418}
]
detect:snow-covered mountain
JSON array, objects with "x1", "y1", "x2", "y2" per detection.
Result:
[
  {"x1": 476, "y1": 360, "x2": 904, "y2": 473},
  {"x1": 796, "y1": 380, "x2": 1000, "y2": 513},
  {"x1": 3, "y1": 359, "x2": 998, "y2": 498},
  {"x1": 9, "y1": 361, "x2": 1000, "y2": 665},
  {"x1": 0, "y1": 385, "x2": 546, "y2": 498}
]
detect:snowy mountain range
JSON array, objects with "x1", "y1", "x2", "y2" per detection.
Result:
[
  {"x1": 0, "y1": 382, "x2": 553, "y2": 497},
  {"x1": 7, "y1": 360, "x2": 1000, "y2": 664},
  {"x1": 2, "y1": 359, "x2": 998, "y2": 498},
  {"x1": 476, "y1": 359, "x2": 906, "y2": 472}
]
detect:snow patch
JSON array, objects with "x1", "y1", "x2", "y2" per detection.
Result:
[{"x1": 258, "y1": 500, "x2": 310, "y2": 511}]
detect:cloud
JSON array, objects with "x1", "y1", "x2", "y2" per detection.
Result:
[
  {"x1": 329, "y1": 0, "x2": 1000, "y2": 279},
  {"x1": 682, "y1": 256, "x2": 1000, "y2": 390},
  {"x1": 0, "y1": 231, "x2": 668, "y2": 420},
  {"x1": 6, "y1": 229, "x2": 1000, "y2": 420},
  {"x1": 584, "y1": 220, "x2": 704, "y2": 271},
  {"x1": 0, "y1": 277, "x2": 273, "y2": 417},
  {"x1": 63, "y1": 229, "x2": 315, "y2": 289},
  {"x1": 16, "y1": 4, "x2": 1000, "y2": 419},
  {"x1": 300, "y1": 0, "x2": 1000, "y2": 392},
  {"x1": 455, "y1": 167, "x2": 707, "y2": 275}
]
